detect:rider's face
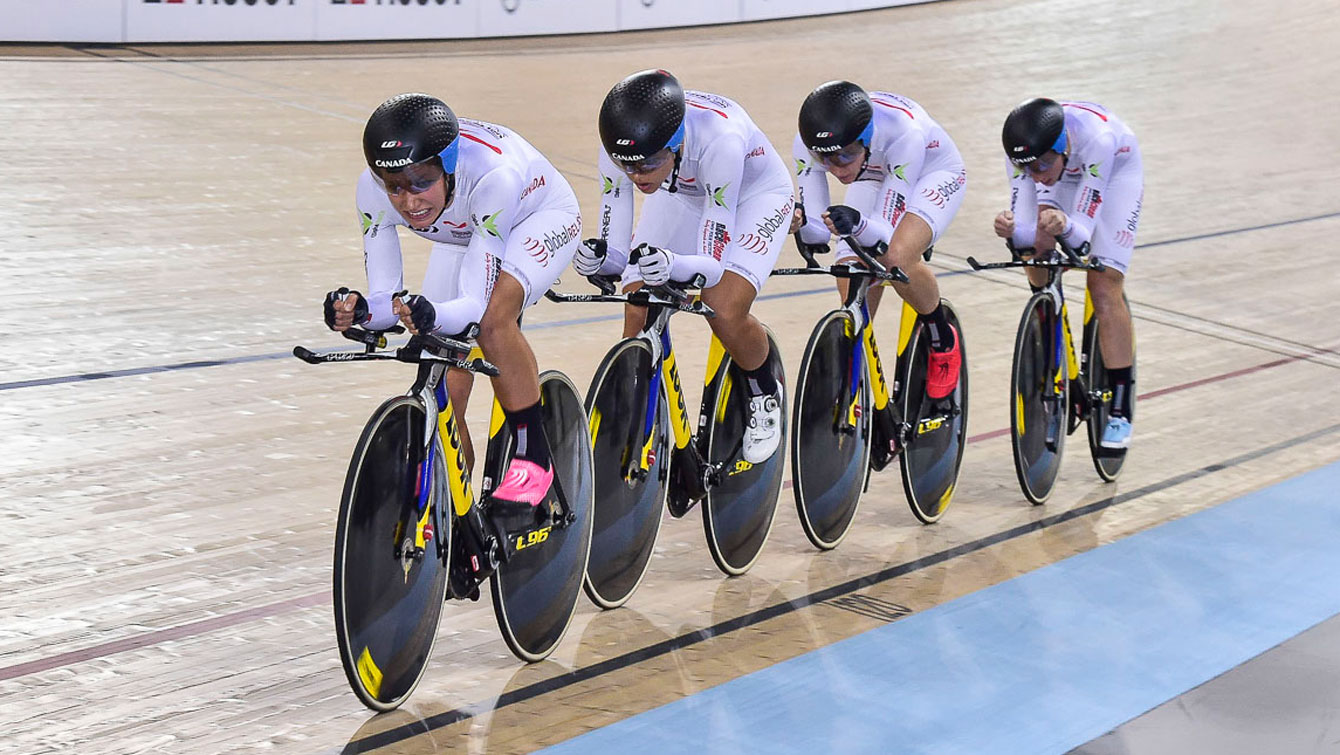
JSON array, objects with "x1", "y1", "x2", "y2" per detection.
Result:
[
  {"x1": 377, "y1": 169, "x2": 450, "y2": 229},
  {"x1": 617, "y1": 149, "x2": 678, "y2": 194},
  {"x1": 1025, "y1": 151, "x2": 1065, "y2": 186}
]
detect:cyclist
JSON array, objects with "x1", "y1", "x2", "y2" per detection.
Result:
[
  {"x1": 574, "y1": 69, "x2": 794, "y2": 465},
  {"x1": 324, "y1": 93, "x2": 582, "y2": 513},
  {"x1": 790, "y1": 81, "x2": 965, "y2": 400},
  {"x1": 992, "y1": 98, "x2": 1142, "y2": 449}
]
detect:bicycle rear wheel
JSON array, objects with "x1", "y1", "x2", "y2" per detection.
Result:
[
  {"x1": 792, "y1": 311, "x2": 871, "y2": 550},
  {"x1": 898, "y1": 300, "x2": 969, "y2": 523},
  {"x1": 701, "y1": 331, "x2": 786, "y2": 575},
  {"x1": 1083, "y1": 301, "x2": 1134, "y2": 481},
  {"x1": 583, "y1": 339, "x2": 668, "y2": 609},
  {"x1": 333, "y1": 395, "x2": 450, "y2": 711},
  {"x1": 1010, "y1": 294, "x2": 1067, "y2": 504},
  {"x1": 490, "y1": 371, "x2": 594, "y2": 662}
]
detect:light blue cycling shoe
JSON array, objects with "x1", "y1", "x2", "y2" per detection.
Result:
[{"x1": 1100, "y1": 416, "x2": 1133, "y2": 449}]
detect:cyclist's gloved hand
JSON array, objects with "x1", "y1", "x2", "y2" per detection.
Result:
[
  {"x1": 635, "y1": 243, "x2": 673, "y2": 286},
  {"x1": 575, "y1": 238, "x2": 608, "y2": 276},
  {"x1": 825, "y1": 205, "x2": 864, "y2": 237},
  {"x1": 323, "y1": 287, "x2": 370, "y2": 331},
  {"x1": 396, "y1": 294, "x2": 437, "y2": 335}
]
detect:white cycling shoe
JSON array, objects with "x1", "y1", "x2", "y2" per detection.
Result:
[{"x1": 742, "y1": 393, "x2": 782, "y2": 464}]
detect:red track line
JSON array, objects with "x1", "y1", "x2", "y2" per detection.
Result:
[
  {"x1": 0, "y1": 592, "x2": 329, "y2": 682},
  {"x1": 0, "y1": 352, "x2": 1315, "y2": 682}
]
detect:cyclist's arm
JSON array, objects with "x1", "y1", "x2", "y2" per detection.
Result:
[
  {"x1": 356, "y1": 172, "x2": 406, "y2": 330},
  {"x1": 411, "y1": 166, "x2": 522, "y2": 334},
  {"x1": 1006, "y1": 161, "x2": 1039, "y2": 250},
  {"x1": 594, "y1": 149, "x2": 634, "y2": 274},
  {"x1": 1057, "y1": 131, "x2": 1118, "y2": 248},
  {"x1": 792, "y1": 133, "x2": 832, "y2": 245},
  {"x1": 679, "y1": 133, "x2": 747, "y2": 286},
  {"x1": 864, "y1": 130, "x2": 926, "y2": 245}
]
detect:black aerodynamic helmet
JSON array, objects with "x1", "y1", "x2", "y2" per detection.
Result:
[
  {"x1": 362, "y1": 93, "x2": 461, "y2": 174},
  {"x1": 598, "y1": 69, "x2": 686, "y2": 162},
  {"x1": 1002, "y1": 98, "x2": 1067, "y2": 165},
  {"x1": 798, "y1": 81, "x2": 874, "y2": 154}
]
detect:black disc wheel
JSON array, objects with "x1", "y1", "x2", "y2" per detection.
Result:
[
  {"x1": 898, "y1": 300, "x2": 969, "y2": 523},
  {"x1": 583, "y1": 339, "x2": 668, "y2": 609},
  {"x1": 1010, "y1": 294, "x2": 1067, "y2": 504},
  {"x1": 490, "y1": 371, "x2": 594, "y2": 662},
  {"x1": 1083, "y1": 301, "x2": 1134, "y2": 481},
  {"x1": 792, "y1": 311, "x2": 871, "y2": 550},
  {"x1": 333, "y1": 396, "x2": 450, "y2": 711},
  {"x1": 701, "y1": 331, "x2": 786, "y2": 575}
]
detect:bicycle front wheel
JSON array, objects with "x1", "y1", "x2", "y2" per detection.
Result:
[
  {"x1": 792, "y1": 310, "x2": 871, "y2": 550},
  {"x1": 899, "y1": 300, "x2": 969, "y2": 523},
  {"x1": 490, "y1": 370, "x2": 594, "y2": 662},
  {"x1": 1010, "y1": 294, "x2": 1066, "y2": 504},
  {"x1": 333, "y1": 395, "x2": 450, "y2": 711},
  {"x1": 583, "y1": 338, "x2": 668, "y2": 609}
]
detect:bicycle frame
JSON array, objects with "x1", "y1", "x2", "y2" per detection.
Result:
[
  {"x1": 967, "y1": 240, "x2": 1107, "y2": 434},
  {"x1": 546, "y1": 277, "x2": 729, "y2": 494}
]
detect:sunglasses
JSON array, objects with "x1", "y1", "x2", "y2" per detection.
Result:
[
  {"x1": 372, "y1": 160, "x2": 446, "y2": 197},
  {"x1": 615, "y1": 149, "x2": 675, "y2": 176},
  {"x1": 810, "y1": 141, "x2": 867, "y2": 169}
]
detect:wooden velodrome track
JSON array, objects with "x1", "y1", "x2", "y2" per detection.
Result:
[{"x1": 3, "y1": 0, "x2": 1339, "y2": 752}]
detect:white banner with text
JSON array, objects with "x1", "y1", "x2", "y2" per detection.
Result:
[{"x1": 2, "y1": 0, "x2": 939, "y2": 44}]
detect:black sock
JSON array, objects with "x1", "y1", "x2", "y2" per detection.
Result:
[
  {"x1": 924, "y1": 304, "x2": 954, "y2": 352},
  {"x1": 506, "y1": 401, "x2": 551, "y2": 469},
  {"x1": 741, "y1": 345, "x2": 778, "y2": 398},
  {"x1": 1107, "y1": 366, "x2": 1133, "y2": 419}
]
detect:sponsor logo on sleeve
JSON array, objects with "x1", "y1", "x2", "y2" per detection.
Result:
[
  {"x1": 472, "y1": 210, "x2": 503, "y2": 238},
  {"x1": 360, "y1": 210, "x2": 385, "y2": 237},
  {"x1": 706, "y1": 182, "x2": 730, "y2": 208},
  {"x1": 882, "y1": 191, "x2": 906, "y2": 226},
  {"x1": 702, "y1": 221, "x2": 729, "y2": 260},
  {"x1": 601, "y1": 175, "x2": 619, "y2": 196},
  {"x1": 891, "y1": 164, "x2": 908, "y2": 182},
  {"x1": 1086, "y1": 163, "x2": 1102, "y2": 178},
  {"x1": 794, "y1": 158, "x2": 810, "y2": 176},
  {"x1": 519, "y1": 175, "x2": 546, "y2": 201},
  {"x1": 745, "y1": 146, "x2": 765, "y2": 159},
  {"x1": 1079, "y1": 188, "x2": 1103, "y2": 218},
  {"x1": 926, "y1": 140, "x2": 940, "y2": 150}
]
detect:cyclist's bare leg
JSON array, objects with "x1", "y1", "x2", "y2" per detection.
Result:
[
  {"x1": 621, "y1": 281, "x2": 648, "y2": 339},
  {"x1": 879, "y1": 214, "x2": 939, "y2": 316},
  {"x1": 700, "y1": 271, "x2": 768, "y2": 371},
  {"x1": 1025, "y1": 228, "x2": 1058, "y2": 290},
  {"x1": 477, "y1": 273, "x2": 540, "y2": 411},
  {"x1": 1086, "y1": 266, "x2": 1133, "y2": 370},
  {"x1": 446, "y1": 368, "x2": 476, "y2": 472}
]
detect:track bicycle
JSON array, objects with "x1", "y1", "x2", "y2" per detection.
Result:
[
  {"x1": 776, "y1": 237, "x2": 969, "y2": 550},
  {"x1": 544, "y1": 260, "x2": 787, "y2": 605},
  {"x1": 967, "y1": 240, "x2": 1135, "y2": 504},
  {"x1": 292, "y1": 312, "x2": 593, "y2": 710}
]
